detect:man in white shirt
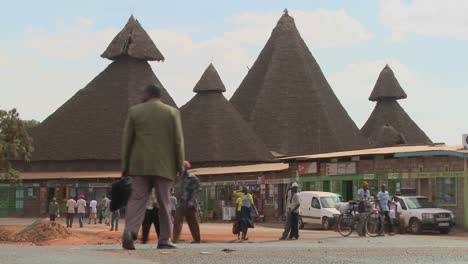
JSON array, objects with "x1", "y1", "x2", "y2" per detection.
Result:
[
  {"x1": 77, "y1": 195, "x2": 87, "y2": 228},
  {"x1": 66, "y1": 196, "x2": 77, "y2": 228},
  {"x1": 288, "y1": 183, "x2": 300, "y2": 240},
  {"x1": 356, "y1": 181, "x2": 370, "y2": 236},
  {"x1": 88, "y1": 199, "x2": 98, "y2": 224},
  {"x1": 377, "y1": 184, "x2": 395, "y2": 235}
]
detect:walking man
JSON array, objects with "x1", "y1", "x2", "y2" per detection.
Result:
[
  {"x1": 88, "y1": 198, "x2": 98, "y2": 224},
  {"x1": 100, "y1": 194, "x2": 110, "y2": 225},
  {"x1": 288, "y1": 183, "x2": 300, "y2": 240},
  {"x1": 173, "y1": 161, "x2": 201, "y2": 243},
  {"x1": 110, "y1": 208, "x2": 120, "y2": 231},
  {"x1": 77, "y1": 195, "x2": 87, "y2": 228},
  {"x1": 279, "y1": 183, "x2": 299, "y2": 240},
  {"x1": 357, "y1": 181, "x2": 371, "y2": 236},
  {"x1": 121, "y1": 84, "x2": 184, "y2": 250},
  {"x1": 142, "y1": 188, "x2": 160, "y2": 244},
  {"x1": 48, "y1": 197, "x2": 59, "y2": 222},
  {"x1": 377, "y1": 184, "x2": 395, "y2": 236},
  {"x1": 66, "y1": 196, "x2": 77, "y2": 228}
]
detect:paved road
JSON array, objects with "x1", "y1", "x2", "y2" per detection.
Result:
[{"x1": 2, "y1": 234, "x2": 468, "y2": 264}]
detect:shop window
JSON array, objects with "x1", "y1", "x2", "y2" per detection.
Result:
[
  {"x1": 436, "y1": 177, "x2": 456, "y2": 205},
  {"x1": 15, "y1": 190, "x2": 24, "y2": 209}
]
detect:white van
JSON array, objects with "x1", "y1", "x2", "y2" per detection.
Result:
[{"x1": 298, "y1": 191, "x2": 342, "y2": 230}]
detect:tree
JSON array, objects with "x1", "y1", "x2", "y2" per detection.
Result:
[
  {"x1": 0, "y1": 108, "x2": 33, "y2": 182},
  {"x1": 23, "y1": 119, "x2": 40, "y2": 129}
]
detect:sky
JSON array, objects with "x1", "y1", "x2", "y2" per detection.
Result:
[{"x1": 0, "y1": 0, "x2": 467, "y2": 145}]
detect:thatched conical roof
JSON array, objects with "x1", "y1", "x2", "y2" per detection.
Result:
[
  {"x1": 230, "y1": 11, "x2": 368, "y2": 156},
  {"x1": 193, "y1": 63, "x2": 226, "y2": 93},
  {"x1": 30, "y1": 17, "x2": 176, "y2": 161},
  {"x1": 374, "y1": 124, "x2": 408, "y2": 148},
  {"x1": 101, "y1": 15, "x2": 164, "y2": 61},
  {"x1": 362, "y1": 65, "x2": 431, "y2": 145},
  {"x1": 369, "y1": 65, "x2": 407, "y2": 102},
  {"x1": 181, "y1": 64, "x2": 272, "y2": 165}
]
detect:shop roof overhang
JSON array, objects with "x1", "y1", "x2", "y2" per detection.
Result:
[
  {"x1": 190, "y1": 163, "x2": 289, "y2": 176},
  {"x1": 279, "y1": 145, "x2": 468, "y2": 162},
  {"x1": 19, "y1": 171, "x2": 121, "y2": 180}
]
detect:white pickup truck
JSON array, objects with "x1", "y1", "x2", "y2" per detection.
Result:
[{"x1": 395, "y1": 196, "x2": 456, "y2": 234}]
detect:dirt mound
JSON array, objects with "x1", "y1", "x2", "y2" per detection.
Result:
[
  {"x1": 0, "y1": 226, "x2": 15, "y2": 241},
  {"x1": 14, "y1": 220, "x2": 71, "y2": 243}
]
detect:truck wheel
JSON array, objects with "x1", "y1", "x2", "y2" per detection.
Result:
[
  {"x1": 410, "y1": 218, "x2": 422, "y2": 234},
  {"x1": 322, "y1": 217, "x2": 330, "y2": 230},
  {"x1": 439, "y1": 228, "x2": 450, "y2": 234},
  {"x1": 298, "y1": 217, "x2": 305, "y2": 229}
]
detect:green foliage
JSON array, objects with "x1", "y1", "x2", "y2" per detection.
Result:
[
  {"x1": 0, "y1": 109, "x2": 33, "y2": 182},
  {"x1": 23, "y1": 119, "x2": 40, "y2": 129}
]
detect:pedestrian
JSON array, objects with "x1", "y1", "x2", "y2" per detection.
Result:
[
  {"x1": 110, "y1": 208, "x2": 120, "y2": 231},
  {"x1": 279, "y1": 183, "x2": 299, "y2": 240},
  {"x1": 66, "y1": 196, "x2": 77, "y2": 228},
  {"x1": 233, "y1": 191, "x2": 243, "y2": 239},
  {"x1": 170, "y1": 190, "x2": 177, "y2": 220},
  {"x1": 88, "y1": 198, "x2": 98, "y2": 224},
  {"x1": 288, "y1": 183, "x2": 300, "y2": 240},
  {"x1": 173, "y1": 161, "x2": 201, "y2": 244},
  {"x1": 377, "y1": 184, "x2": 395, "y2": 236},
  {"x1": 105, "y1": 198, "x2": 112, "y2": 226},
  {"x1": 121, "y1": 84, "x2": 184, "y2": 250},
  {"x1": 77, "y1": 195, "x2": 87, "y2": 228},
  {"x1": 357, "y1": 181, "x2": 371, "y2": 236},
  {"x1": 141, "y1": 188, "x2": 160, "y2": 244},
  {"x1": 100, "y1": 194, "x2": 110, "y2": 225},
  {"x1": 234, "y1": 187, "x2": 258, "y2": 240},
  {"x1": 48, "y1": 197, "x2": 59, "y2": 222}
]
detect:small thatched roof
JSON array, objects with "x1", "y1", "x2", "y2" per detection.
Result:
[
  {"x1": 373, "y1": 124, "x2": 408, "y2": 148},
  {"x1": 31, "y1": 57, "x2": 176, "y2": 161},
  {"x1": 369, "y1": 65, "x2": 407, "y2": 102},
  {"x1": 101, "y1": 15, "x2": 164, "y2": 61},
  {"x1": 181, "y1": 64, "x2": 272, "y2": 164},
  {"x1": 230, "y1": 11, "x2": 368, "y2": 156},
  {"x1": 193, "y1": 63, "x2": 226, "y2": 93}
]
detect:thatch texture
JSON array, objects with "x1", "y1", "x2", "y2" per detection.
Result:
[
  {"x1": 369, "y1": 65, "x2": 407, "y2": 102},
  {"x1": 374, "y1": 124, "x2": 408, "y2": 148},
  {"x1": 101, "y1": 15, "x2": 164, "y2": 61},
  {"x1": 30, "y1": 57, "x2": 176, "y2": 161},
  {"x1": 230, "y1": 12, "x2": 368, "y2": 156},
  {"x1": 193, "y1": 64, "x2": 226, "y2": 93},
  {"x1": 181, "y1": 64, "x2": 272, "y2": 164},
  {"x1": 361, "y1": 101, "x2": 432, "y2": 146},
  {"x1": 362, "y1": 65, "x2": 432, "y2": 146}
]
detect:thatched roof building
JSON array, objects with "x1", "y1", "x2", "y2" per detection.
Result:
[
  {"x1": 361, "y1": 65, "x2": 432, "y2": 146},
  {"x1": 28, "y1": 16, "x2": 176, "y2": 169},
  {"x1": 230, "y1": 11, "x2": 368, "y2": 156},
  {"x1": 181, "y1": 64, "x2": 273, "y2": 167}
]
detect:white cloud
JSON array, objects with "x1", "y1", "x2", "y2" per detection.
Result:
[{"x1": 380, "y1": 0, "x2": 468, "y2": 41}]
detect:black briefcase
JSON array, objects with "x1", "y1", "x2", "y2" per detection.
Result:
[{"x1": 110, "y1": 176, "x2": 132, "y2": 211}]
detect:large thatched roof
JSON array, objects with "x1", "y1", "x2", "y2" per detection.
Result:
[
  {"x1": 181, "y1": 64, "x2": 273, "y2": 164},
  {"x1": 361, "y1": 65, "x2": 431, "y2": 145},
  {"x1": 369, "y1": 65, "x2": 407, "y2": 102},
  {"x1": 31, "y1": 17, "x2": 176, "y2": 161},
  {"x1": 230, "y1": 11, "x2": 368, "y2": 156},
  {"x1": 101, "y1": 15, "x2": 164, "y2": 61},
  {"x1": 374, "y1": 124, "x2": 408, "y2": 148}
]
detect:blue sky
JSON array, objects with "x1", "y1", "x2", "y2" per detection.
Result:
[{"x1": 1, "y1": 0, "x2": 467, "y2": 145}]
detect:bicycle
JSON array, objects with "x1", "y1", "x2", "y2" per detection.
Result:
[
  {"x1": 338, "y1": 201, "x2": 384, "y2": 237},
  {"x1": 337, "y1": 201, "x2": 360, "y2": 237},
  {"x1": 365, "y1": 201, "x2": 383, "y2": 237}
]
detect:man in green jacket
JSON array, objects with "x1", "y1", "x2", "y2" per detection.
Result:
[{"x1": 121, "y1": 84, "x2": 185, "y2": 250}]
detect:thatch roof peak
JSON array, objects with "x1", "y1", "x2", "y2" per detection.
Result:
[
  {"x1": 369, "y1": 64, "x2": 407, "y2": 102},
  {"x1": 230, "y1": 10, "x2": 369, "y2": 156},
  {"x1": 101, "y1": 15, "x2": 165, "y2": 61},
  {"x1": 193, "y1": 63, "x2": 226, "y2": 93}
]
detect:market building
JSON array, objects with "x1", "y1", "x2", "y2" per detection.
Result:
[
  {"x1": 230, "y1": 10, "x2": 369, "y2": 156},
  {"x1": 281, "y1": 144, "x2": 468, "y2": 230},
  {"x1": 3, "y1": 15, "x2": 176, "y2": 217}
]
